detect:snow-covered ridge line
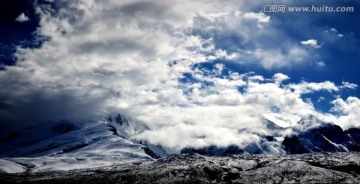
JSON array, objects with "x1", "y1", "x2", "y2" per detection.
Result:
[
  {"x1": 0, "y1": 114, "x2": 167, "y2": 173},
  {"x1": 0, "y1": 114, "x2": 359, "y2": 173}
]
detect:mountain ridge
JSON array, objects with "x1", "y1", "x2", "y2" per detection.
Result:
[{"x1": 0, "y1": 114, "x2": 359, "y2": 174}]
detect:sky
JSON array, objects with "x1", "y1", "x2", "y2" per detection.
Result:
[{"x1": 0, "y1": 0, "x2": 359, "y2": 153}]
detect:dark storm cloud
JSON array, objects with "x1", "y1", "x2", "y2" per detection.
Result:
[{"x1": 0, "y1": 88, "x2": 115, "y2": 128}]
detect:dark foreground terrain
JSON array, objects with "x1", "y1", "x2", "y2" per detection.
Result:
[{"x1": 1, "y1": 152, "x2": 360, "y2": 183}]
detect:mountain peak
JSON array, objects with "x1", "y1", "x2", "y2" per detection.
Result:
[
  {"x1": 0, "y1": 114, "x2": 167, "y2": 172},
  {"x1": 294, "y1": 114, "x2": 328, "y2": 132},
  {"x1": 283, "y1": 121, "x2": 360, "y2": 154}
]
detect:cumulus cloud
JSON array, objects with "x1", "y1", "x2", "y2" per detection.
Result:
[
  {"x1": 273, "y1": 73, "x2": 289, "y2": 84},
  {"x1": 301, "y1": 39, "x2": 321, "y2": 48},
  {"x1": 243, "y1": 12, "x2": 270, "y2": 23},
  {"x1": 1, "y1": 0, "x2": 252, "y2": 125},
  {"x1": 243, "y1": 12, "x2": 270, "y2": 27},
  {"x1": 253, "y1": 46, "x2": 308, "y2": 69},
  {"x1": 331, "y1": 97, "x2": 360, "y2": 129},
  {"x1": 15, "y1": 13, "x2": 29, "y2": 22},
  {"x1": 0, "y1": 0, "x2": 359, "y2": 153}
]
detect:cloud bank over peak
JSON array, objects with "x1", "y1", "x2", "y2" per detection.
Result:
[{"x1": 0, "y1": 0, "x2": 359, "y2": 153}]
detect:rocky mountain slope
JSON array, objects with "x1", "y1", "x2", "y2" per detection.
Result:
[
  {"x1": 1, "y1": 152, "x2": 359, "y2": 183},
  {"x1": 181, "y1": 116, "x2": 360, "y2": 156},
  {"x1": 0, "y1": 114, "x2": 359, "y2": 184},
  {"x1": 0, "y1": 114, "x2": 165, "y2": 173},
  {"x1": 282, "y1": 116, "x2": 360, "y2": 154}
]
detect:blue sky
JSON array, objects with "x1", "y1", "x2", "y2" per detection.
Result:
[
  {"x1": 0, "y1": 0, "x2": 359, "y2": 151},
  {"x1": 0, "y1": 0, "x2": 42, "y2": 66}
]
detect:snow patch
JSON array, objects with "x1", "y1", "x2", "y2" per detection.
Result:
[{"x1": 0, "y1": 159, "x2": 27, "y2": 173}]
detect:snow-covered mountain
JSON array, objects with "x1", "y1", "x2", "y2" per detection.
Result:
[
  {"x1": 180, "y1": 116, "x2": 360, "y2": 155},
  {"x1": 282, "y1": 115, "x2": 360, "y2": 154},
  {"x1": 1, "y1": 114, "x2": 359, "y2": 174},
  {"x1": 0, "y1": 114, "x2": 166, "y2": 173}
]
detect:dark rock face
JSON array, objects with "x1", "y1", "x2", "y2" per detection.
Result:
[
  {"x1": 283, "y1": 123, "x2": 360, "y2": 154},
  {"x1": 264, "y1": 135, "x2": 276, "y2": 142},
  {"x1": 282, "y1": 135, "x2": 309, "y2": 154},
  {"x1": 142, "y1": 147, "x2": 160, "y2": 159},
  {"x1": 345, "y1": 127, "x2": 360, "y2": 151},
  {"x1": 181, "y1": 145, "x2": 243, "y2": 156},
  {"x1": 115, "y1": 114, "x2": 123, "y2": 125},
  {"x1": 345, "y1": 127, "x2": 360, "y2": 144}
]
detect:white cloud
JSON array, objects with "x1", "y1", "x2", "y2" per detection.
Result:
[
  {"x1": 273, "y1": 73, "x2": 289, "y2": 84},
  {"x1": 331, "y1": 97, "x2": 360, "y2": 129},
  {"x1": 207, "y1": 49, "x2": 240, "y2": 61},
  {"x1": 314, "y1": 61, "x2": 325, "y2": 67},
  {"x1": 15, "y1": 13, "x2": 29, "y2": 22},
  {"x1": 317, "y1": 96, "x2": 325, "y2": 102},
  {"x1": 248, "y1": 75, "x2": 264, "y2": 81},
  {"x1": 288, "y1": 81, "x2": 338, "y2": 95},
  {"x1": 327, "y1": 28, "x2": 344, "y2": 37},
  {"x1": 341, "y1": 81, "x2": 358, "y2": 90},
  {"x1": 301, "y1": 39, "x2": 321, "y2": 48},
  {"x1": 243, "y1": 12, "x2": 270, "y2": 27},
  {"x1": 330, "y1": 28, "x2": 337, "y2": 33},
  {"x1": 253, "y1": 46, "x2": 308, "y2": 69}
]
